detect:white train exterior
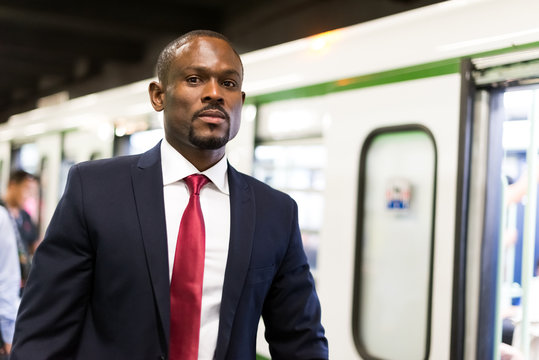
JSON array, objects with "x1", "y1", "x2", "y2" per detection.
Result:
[{"x1": 2, "y1": 0, "x2": 539, "y2": 358}]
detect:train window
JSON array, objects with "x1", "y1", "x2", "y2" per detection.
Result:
[
  {"x1": 128, "y1": 128, "x2": 164, "y2": 155},
  {"x1": 113, "y1": 113, "x2": 164, "y2": 156},
  {"x1": 256, "y1": 98, "x2": 328, "y2": 142},
  {"x1": 253, "y1": 98, "x2": 329, "y2": 272},
  {"x1": 114, "y1": 128, "x2": 164, "y2": 156},
  {"x1": 253, "y1": 142, "x2": 325, "y2": 270},
  {"x1": 352, "y1": 125, "x2": 436, "y2": 360},
  {"x1": 11, "y1": 143, "x2": 40, "y2": 174}
]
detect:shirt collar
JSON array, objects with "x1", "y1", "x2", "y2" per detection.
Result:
[{"x1": 161, "y1": 138, "x2": 229, "y2": 195}]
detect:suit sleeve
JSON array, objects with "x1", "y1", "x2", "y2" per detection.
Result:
[
  {"x1": 11, "y1": 165, "x2": 94, "y2": 359},
  {"x1": 262, "y1": 199, "x2": 329, "y2": 360}
]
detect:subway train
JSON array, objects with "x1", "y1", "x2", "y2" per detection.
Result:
[{"x1": 2, "y1": 0, "x2": 539, "y2": 358}]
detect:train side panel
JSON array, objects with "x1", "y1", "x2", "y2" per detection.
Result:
[{"x1": 318, "y1": 74, "x2": 461, "y2": 359}]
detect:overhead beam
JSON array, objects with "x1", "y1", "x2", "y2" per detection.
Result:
[
  {"x1": 0, "y1": 24, "x2": 146, "y2": 62},
  {"x1": 0, "y1": 53, "x2": 75, "y2": 75},
  {"x1": 0, "y1": 5, "x2": 159, "y2": 40},
  {"x1": 0, "y1": 3, "x2": 223, "y2": 41}
]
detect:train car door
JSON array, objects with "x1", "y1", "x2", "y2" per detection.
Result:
[
  {"x1": 249, "y1": 62, "x2": 469, "y2": 359},
  {"x1": 319, "y1": 72, "x2": 465, "y2": 359},
  {"x1": 468, "y1": 52, "x2": 539, "y2": 360}
]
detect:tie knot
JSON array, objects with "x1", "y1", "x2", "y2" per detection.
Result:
[{"x1": 184, "y1": 174, "x2": 210, "y2": 196}]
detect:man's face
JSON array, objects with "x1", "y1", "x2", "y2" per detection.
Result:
[
  {"x1": 10, "y1": 178, "x2": 37, "y2": 208},
  {"x1": 156, "y1": 36, "x2": 245, "y2": 153}
]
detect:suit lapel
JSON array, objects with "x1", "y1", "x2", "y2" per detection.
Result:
[
  {"x1": 214, "y1": 165, "x2": 255, "y2": 359},
  {"x1": 130, "y1": 142, "x2": 171, "y2": 348}
]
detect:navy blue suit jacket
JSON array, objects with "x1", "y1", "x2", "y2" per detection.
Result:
[{"x1": 11, "y1": 143, "x2": 328, "y2": 360}]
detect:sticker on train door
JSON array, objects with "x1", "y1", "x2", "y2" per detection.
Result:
[{"x1": 385, "y1": 177, "x2": 411, "y2": 211}]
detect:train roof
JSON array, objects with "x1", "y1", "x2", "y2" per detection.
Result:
[{"x1": 2, "y1": 0, "x2": 539, "y2": 139}]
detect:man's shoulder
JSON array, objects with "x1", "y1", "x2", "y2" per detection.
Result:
[
  {"x1": 75, "y1": 142, "x2": 161, "y2": 175},
  {"x1": 72, "y1": 151, "x2": 153, "y2": 181},
  {"x1": 76, "y1": 153, "x2": 142, "y2": 171},
  {"x1": 66, "y1": 153, "x2": 147, "y2": 191}
]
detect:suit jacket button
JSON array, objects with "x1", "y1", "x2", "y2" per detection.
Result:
[{"x1": 158, "y1": 356, "x2": 165, "y2": 360}]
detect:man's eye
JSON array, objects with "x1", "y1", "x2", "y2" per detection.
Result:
[
  {"x1": 186, "y1": 77, "x2": 200, "y2": 84},
  {"x1": 223, "y1": 80, "x2": 237, "y2": 88}
]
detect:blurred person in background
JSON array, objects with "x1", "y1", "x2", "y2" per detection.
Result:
[
  {"x1": 1, "y1": 170, "x2": 39, "y2": 289},
  {"x1": 2, "y1": 170, "x2": 40, "y2": 255},
  {"x1": 0, "y1": 204, "x2": 21, "y2": 358}
]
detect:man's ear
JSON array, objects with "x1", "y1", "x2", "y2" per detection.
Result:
[{"x1": 149, "y1": 81, "x2": 165, "y2": 111}]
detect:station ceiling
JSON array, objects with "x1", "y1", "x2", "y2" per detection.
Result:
[{"x1": 0, "y1": 0, "x2": 445, "y2": 123}]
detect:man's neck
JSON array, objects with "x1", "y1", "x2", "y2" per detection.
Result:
[{"x1": 168, "y1": 141, "x2": 226, "y2": 172}]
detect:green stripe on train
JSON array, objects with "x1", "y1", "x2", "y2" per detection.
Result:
[
  {"x1": 244, "y1": 40, "x2": 539, "y2": 105},
  {"x1": 248, "y1": 58, "x2": 459, "y2": 105},
  {"x1": 256, "y1": 354, "x2": 270, "y2": 360}
]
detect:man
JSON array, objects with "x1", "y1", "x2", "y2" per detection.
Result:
[
  {"x1": 2, "y1": 170, "x2": 39, "y2": 261},
  {"x1": 0, "y1": 204, "x2": 21, "y2": 358},
  {"x1": 11, "y1": 30, "x2": 328, "y2": 360}
]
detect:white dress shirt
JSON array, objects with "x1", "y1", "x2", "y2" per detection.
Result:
[
  {"x1": 161, "y1": 139, "x2": 230, "y2": 360},
  {"x1": 0, "y1": 205, "x2": 21, "y2": 344}
]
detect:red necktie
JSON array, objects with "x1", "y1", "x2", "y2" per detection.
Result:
[{"x1": 170, "y1": 174, "x2": 210, "y2": 360}]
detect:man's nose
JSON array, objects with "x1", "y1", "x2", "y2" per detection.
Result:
[{"x1": 201, "y1": 79, "x2": 224, "y2": 103}]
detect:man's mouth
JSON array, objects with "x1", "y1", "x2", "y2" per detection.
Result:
[{"x1": 197, "y1": 109, "x2": 227, "y2": 124}]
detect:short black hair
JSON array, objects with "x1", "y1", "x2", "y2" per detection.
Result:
[
  {"x1": 9, "y1": 169, "x2": 38, "y2": 185},
  {"x1": 155, "y1": 30, "x2": 243, "y2": 84}
]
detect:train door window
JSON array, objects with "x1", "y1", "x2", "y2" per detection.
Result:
[
  {"x1": 352, "y1": 125, "x2": 436, "y2": 360},
  {"x1": 253, "y1": 142, "x2": 325, "y2": 269},
  {"x1": 486, "y1": 87, "x2": 539, "y2": 360},
  {"x1": 253, "y1": 98, "x2": 328, "y2": 272},
  {"x1": 12, "y1": 143, "x2": 40, "y2": 174},
  {"x1": 113, "y1": 113, "x2": 164, "y2": 156}
]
